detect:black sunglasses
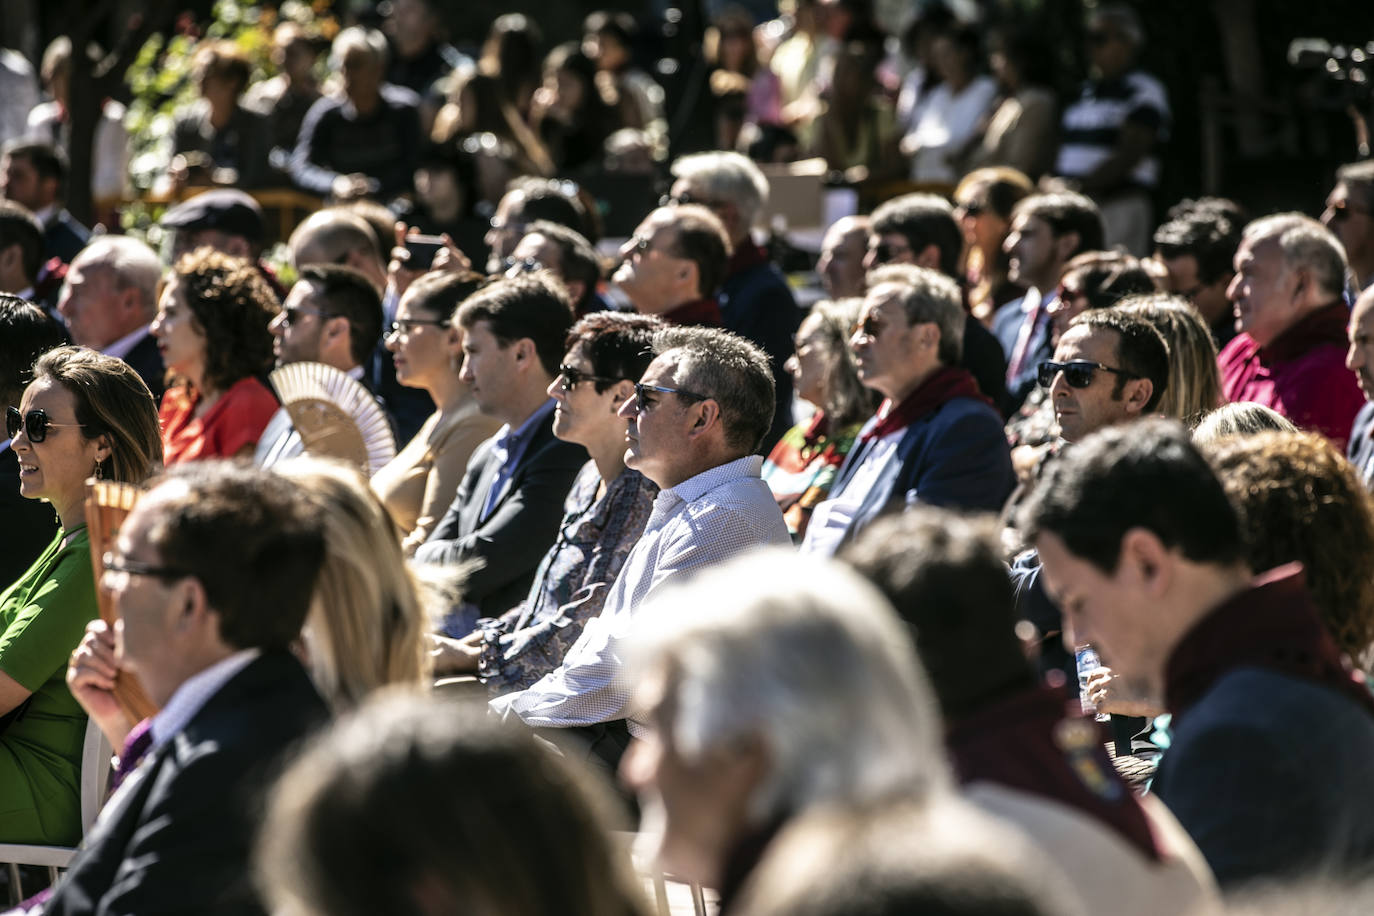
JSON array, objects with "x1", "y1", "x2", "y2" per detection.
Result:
[
  {"x1": 957, "y1": 201, "x2": 987, "y2": 217},
  {"x1": 101, "y1": 551, "x2": 192, "y2": 582},
  {"x1": 503, "y1": 256, "x2": 544, "y2": 274},
  {"x1": 6, "y1": 406, "x2": 88, "y2": 443},
  {"x1": 1038, "y1": 360, "x2": 1139, "y2": 389},
  {"x1": 557, "y1": 364, "x2": 619, "y2": 392},
  {"x1": 280, "y1": 305, "x2": 337, "y2": 327},
  {"x1": 632, "y1": 382, "x2": 709, "y2": 412}
]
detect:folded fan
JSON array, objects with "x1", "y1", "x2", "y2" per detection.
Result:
[
  {"x1": 83, "y1": 479, "x2": 159, "y2": 722},
  {"x1": 269, "y1": 361, "x2": 396, "y2": 475}
]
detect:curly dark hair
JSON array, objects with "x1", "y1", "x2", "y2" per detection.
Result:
[
  {"x1": 1203, "y1": 431, "x2": 1374, "y2": 668},
  {"x1": 172, "y1": 248, "x2": 279, "y2": 394}
]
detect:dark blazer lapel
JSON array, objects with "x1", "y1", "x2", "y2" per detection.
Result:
[{"x1": 477, "y1": 411, "x2": 558, "y2": 521}]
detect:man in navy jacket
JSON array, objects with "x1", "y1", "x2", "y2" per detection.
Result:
[{"x1": 800, "y1": 264, "x2": 1014, "y2": 555}]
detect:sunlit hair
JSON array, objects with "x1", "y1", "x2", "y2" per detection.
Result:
[
  {"x1": 170, "y1": 248, "x2": 279, "y2": 394},
  {"x1": 803, "y1": 297, "x2": 877, "y2": 429},
  {"x1": 1116, "y1": 293, "x2": 1222, "y2": 426},
  {"x1": 1203, "y1": 431, "x2": 1374, "y2": 669},
  {"x1": 1242, "y1": 213, "x2": 1348, "y2": 300},
  {"x1": 1192, "y1": 402, "x2": 1297, "y2": 444},
  {"x1": 257, "y1": 692, "x2": 648, "y2": 916},
  {"x1": 630, "y1": 549, "x2": 949, "y2": 826},
  {"x1": 33, "y1": 346, "x2": 161, "y2": 483},
  {"x1": 671, "y1": 150, "x2": 770, "y2": 229},
  {"x1": 272, "y1": 459, "x2": 430, "y2": 710}
]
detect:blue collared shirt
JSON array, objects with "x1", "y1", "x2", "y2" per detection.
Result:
[{"x1": 481, "y1": 399, "x2": 556, "y2": 522}]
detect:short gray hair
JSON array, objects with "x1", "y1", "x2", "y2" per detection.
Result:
[
  {"x1": 331, "y1": 26, "x2": 388, "y2": 70},
  {"x1": 1243, "y1": 212, "x2": 1349, "y2": 299},
  {"x1": 73, "y1": 235, "x2": 162, "y2": 318},
  {"x1": 653, "y1": 325, "x2": 774, "y2": 454},
  {"x1": 631, "y1": 549, "x2": 949, "y2": 825},
  {"x1": 671, "y1": 151, "x2": 770, "y2": 231},
  {"x1": 865, "y1": 264, "x2": 965, "y2": 365}
]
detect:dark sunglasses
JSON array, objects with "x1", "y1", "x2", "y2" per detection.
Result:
[
  {"x1": 503, "y1": 256, "x2": 544, "y2": 274},
  {"x1": 557, "y1": 364, "x2": 619, "y2": 392},
  {"x1": 6, "y1": 406, "x2": 89, "y2": 443},
  {"x1": 1038, "y1": 360, "x2": 1139, "y2": 389},
  {"x1": 101, "y1": 551, "x2": 192, "y2": 582},
  {"x1": 280, "y1": 305, "x2": 337, "y2": 327},
  {"x1": 632, "y1": 382, "x2": 709, "y2": 412},
  {"x1": 957, "y1": 200, "x2": 987, "y2": 217}
]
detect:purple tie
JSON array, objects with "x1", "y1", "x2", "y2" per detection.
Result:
[{"x1": 107, "y1": 717, "x2": 154, "y2": 794}]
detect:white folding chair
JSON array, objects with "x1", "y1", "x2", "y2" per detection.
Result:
[{"x1": 0, "y1": 718, "x2": 112, "y2": 904}]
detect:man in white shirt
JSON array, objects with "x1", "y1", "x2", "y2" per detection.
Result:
[
  {"x1": 255, "y1": 263, "x2": 384, "y2": 467},
  {"x1": 56, "y1": 235, "x2": 166, "y2": 400},
  {"x1": 491, "y1": 326, "x2": 790, "y2": 764},
  {"x1": 52, "y1": 463, "x2": 330, "y2": 915}
]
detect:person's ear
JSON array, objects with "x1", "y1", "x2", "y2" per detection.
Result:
[
  {"x1": 679, "y1": 261, "x2": 701, "y2": 298},
  {"x1": 687, "y1": 398, "x2": 721, "y2": 437},
  {"x1": 1124, "y1": 377, "x2": 1154, "y2": 414},
  {"x1": 1120, "y1": 527, "x2": 1170, "y2": 597},
  {"x1": 914, "y1": 243, "x2": 942, "y2": 272},
  {"x1": 566, "y1": 279, "x2": 587, "y2": 305},
  {"x1": 512, "y1": 337, "x2": 536, "y2": 367},
  {"x1": 1053, "y1": 231, "x2": 1081, "y2": 266}
]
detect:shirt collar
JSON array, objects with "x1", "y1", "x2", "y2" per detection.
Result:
[
  {"x1": 34, "y1": 204, "x2": 57, "y2": 228},
  {"x1": 665, "y1": 454, "x2": 764, "y2": 504},
  {"x1": 497, "y1": 398, "x2": 555, "y2": 452},
  {"x1": 150, "y1": 648, "x2": 261, "y2": 747},
  {"x1": 101, "y1": 325, "x2": 152, "y2": 361}
]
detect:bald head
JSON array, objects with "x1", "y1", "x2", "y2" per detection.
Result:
[
  {"x1": 288, "y1": 208, "x2": 386, "y2": 291},
  {"x1": 818, "y1": 215, "x2": 870, "y2": 299}
]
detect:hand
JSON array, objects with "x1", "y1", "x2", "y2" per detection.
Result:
[
  {"x1": 430, "y1": 234, "x2": 471, "y2": 274},
  {"x1": 387, "y1": 222, "x2": 423, "y2": 298},
  {"x1": 66, "y1": 619, "x2": 136, "y2": 750},
  {"x1": 428, "y1": 631, "x2": 482, "y2": 675},
  {"x1": 1084, "y1": 667, "x2": 1165, "y2": 718}
]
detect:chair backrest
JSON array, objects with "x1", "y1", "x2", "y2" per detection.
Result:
[{"x1": 78, "y1": 717, "x2": 112, "y2": 832}]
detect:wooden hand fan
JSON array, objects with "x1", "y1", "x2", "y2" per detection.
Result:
[
  {"x1": 83, "y1": 479, "x2": 159, "y2": 722},
  {"x1": 269, "y1": 362, "x2": 397, "y2": 475}
]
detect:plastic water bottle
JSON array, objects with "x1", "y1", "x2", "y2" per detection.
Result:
[{"x1": 1075, "y1": 645, "x2": 1110, "y2": 722}]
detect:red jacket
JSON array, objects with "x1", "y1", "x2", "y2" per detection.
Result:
[{"x1": 1217, "y1": 302, "x2": 1363, "y2": 450}]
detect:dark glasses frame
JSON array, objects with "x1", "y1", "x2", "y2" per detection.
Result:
[
  {"x1": 632, "y1": 382, "x2": 710, "y2": 412},
  {"x1": 280, "y1": 305, "x2": 338, "y2": 327},
  {"x1": 101, "y1": 551, "x2": 192, "y2": 582},
  {"x1": 1038, "y1": 360, "x2": 1139, "y2": 389},
  {"x1": 557, "y1": 364, "x2": 620, "y2": 392},
  {"x1": 6, "y1": 406, "x2": 88, "y2": 443}
]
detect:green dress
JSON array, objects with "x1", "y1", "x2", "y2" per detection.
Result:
[{"x1": 0, "y1": 527, "x2": 96, "y2": 845}]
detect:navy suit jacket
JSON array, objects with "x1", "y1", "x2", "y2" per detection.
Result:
[
  {"x1": 121, "y1": 332, "x2": 166, "y2": 404},
  {"x1": 45, "y1": 651, "x2": 329, "y2": 916},
  {"x1": 1347, "y1": 401, "x2": 1374, "y2": 490},
  {"x1": 413, "y1": 409, "x2": 587, "y2": 617},
  {"x1": 1153, "y1": 667, "x2": 1374, "y2": 887},
  {"x1": 992, "y1": 291, "x2": 1054, "y2": 410},
  {"x1": 829, "y1": 395, "x2": 1015, "y2": 544},
  {"x1": 43, "y1": 210, "x2": 91, "y2": 266}
]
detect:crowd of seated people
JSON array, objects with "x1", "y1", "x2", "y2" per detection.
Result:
[{"x1": 6, "y1": 1, "x2": 1374, "y2": 914}]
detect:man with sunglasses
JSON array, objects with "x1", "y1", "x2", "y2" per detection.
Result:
[
  {"x1": 1044, "y1": 309, "x2": 1167, "y2": 445},
  {"x1": 490, "y1": 326, "x2": 788, "y2": 765},
  {"x1": 255, "y1": 263, "x2": 385, "y2": 466},
  {"x1": 50, "y1": 463, "x2": 329, "y2": 915},
  {"x1": 613, "y1": 204, "x2": 731, "y2": 327},
  {"x1": 415, "y1": 274, "x2": 586, "y2": 630},
  {"x1": 1053, "y1": 4, "x2": 1168, "y2": 257},
  {"x1": 1219, "y1": 213, "x2": 1363, "y2": 450},
  {"x1": 1322, "y1": 160, "x2": 1374, "y2": 295},
  {"x1": 799, "y1": 264, "x2": 1014, "y2": 556},
  {"x1": 506, "y1": 219, "x2": 608, "y2": 318}
]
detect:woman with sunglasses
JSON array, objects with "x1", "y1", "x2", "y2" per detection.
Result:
[
  {"x1": 0, "y1": 346, "x2": 160, "y2": 844},
  {"x1": 372, "y1": 271, "x2": 502, "y2": 555},
  {"x1": 153, "y1": 248, "x2": 280, "y2": 465}
]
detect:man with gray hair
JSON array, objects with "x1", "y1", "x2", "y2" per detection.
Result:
[
  {"x1": 1220, "y1": 212, "x2": 1363, "y2": 448},
  {"x1": 668, "y1": 151, "x2": 801, "y2": 451},
  {"x1": 619, "y1": 549, "x2": 950, "y2": 901},
  {"x1": 490, "y1": 326, "x2": 789, "y2": 765},
  {"x1": 799, "y1": 264, "x2": 1014, "y2": 555},
  {"x1": 291, "y1": 26, "x2": 420, "y2": 202},
  {"x1": 55, "y1": 235, "x2": 165, "y2": 399}
]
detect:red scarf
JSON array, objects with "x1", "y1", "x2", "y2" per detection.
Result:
[
  {"x1": 861, "y1": 366, "x2": 990, "y2": 443},
  {"x1": 663, "y1": 297, "x2": 723, "y2": 327},
  {"x1": 725, "y1": 240, "x2": 771, "y2": 279}
]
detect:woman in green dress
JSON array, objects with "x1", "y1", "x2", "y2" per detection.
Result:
[{"x1": 0, "y1": 346, "x2": 160, "y2": 844}]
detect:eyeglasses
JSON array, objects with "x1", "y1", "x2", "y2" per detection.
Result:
[
  {"x1": 6, "y1": 406, "x2": 88, "y2": 443},
  {"x1": 956, "y1": 201, "x2": 987, "y2": 218},
  {"x1": 503, "y1": 256, "x2": 544, "y2": 274},
  {"x1": 1037, "y1": 360, "x2": 1139, "y2": 389},
  {"x1": 632, "y1": 382, "x2": 709, "y2": 412},
  {"x1": 280, "y1": 305, "x2": 337, "y2": 327},
  {"x1": 557, "y1": 364, "x2": 620, "y2": 392},
  {"x1": 101, "y1": 551, "x2": 192, "y2": 582},
  {"x1": 388, "y1": 317, "x2": 450, "y2": 336},
  {"x1": 659, "y1": 191, "x2": 719, "y2": 208},
  {"x1": 1327, "y1": 200, "x2": 1371, "y2": 223}
]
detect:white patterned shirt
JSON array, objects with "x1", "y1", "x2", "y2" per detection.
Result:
[{"x1": 490, "y1": 455, "x2": 789, "y2": 730}]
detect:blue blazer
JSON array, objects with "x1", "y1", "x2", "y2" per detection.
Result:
[{"x1": 830, "y1": 395, "x2": 1015, "y2": 543}]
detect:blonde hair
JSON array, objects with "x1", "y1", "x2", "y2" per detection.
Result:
[
  {"x1": 1116, "y1": 294, "x2": 1223, "y2": 427},
  {"x1": 273, "y1": 458, "x2": 430, "y2": 710},
  {"x1": 1193, "y1": 402, "x2": 1297, "y2": 445}
]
